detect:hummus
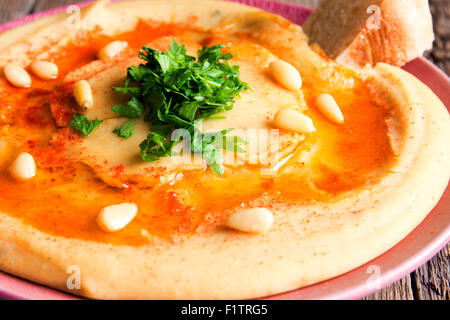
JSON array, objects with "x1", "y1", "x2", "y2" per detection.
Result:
[{"x1": 0, "y1": 0, "x2": 448, "y2": 299}]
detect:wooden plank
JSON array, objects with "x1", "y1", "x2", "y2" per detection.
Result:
[
  {"x1": 363, "y1": 243, "x2": 450, "y2": 300},
  {"x1": 412, "y1": 244, "x2": 450, "y2": 300},
  {"x1": 363, "y1": 276, "x2": 415, "y2": 300},
  {"x1": 32, "y1": 0, "x2": 82, "y2": 13},
  {"x1": 424, "y1": 0, "x2": 450, "y2": 75},
  {"x1": 0, "y1": 0, "x2": 35, "y2": 24}
]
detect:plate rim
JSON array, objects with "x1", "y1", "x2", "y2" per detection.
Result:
[{"x1": 0, "y1": 0, "x2": 448, "y2": 300}]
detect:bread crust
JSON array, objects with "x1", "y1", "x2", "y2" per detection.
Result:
[{"x1": 304, "y1": 0, "x2": 435, "y2": 67}]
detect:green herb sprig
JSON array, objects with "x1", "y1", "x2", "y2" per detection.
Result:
[
  {"x1": 113, "y1": 40, "x2": 250, "y2": 175},
  {"x1": 113, "y1": 119, "x2": 135, "y2": 139},
  {"x1": 69, "y1": 113, "x2": 103, "y2": 136}
]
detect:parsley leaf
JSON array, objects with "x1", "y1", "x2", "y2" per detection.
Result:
[
  {"x1": 69, "y1": 113, "x2": 103, "y2": 136},
  {"x1": 111, "y1": 96, "x2": 144, "y2": 118},
  {"x1": 114, "y1": 40, "x2": 250, "y2": 175},
  {"x1": 139, "y1": 124, "x2": 180, "y2": 162},
  {"x1": 113, "y1": 119, "x2": 135, "y2": 139}
]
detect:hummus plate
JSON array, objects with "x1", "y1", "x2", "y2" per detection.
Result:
[{"x1": 0, "y1": 0, "x2": 449, "y2": 300}]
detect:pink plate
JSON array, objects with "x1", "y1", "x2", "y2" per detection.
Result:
[{"x1": 0, "y1": 0, "x2": 449, "y2": 300}]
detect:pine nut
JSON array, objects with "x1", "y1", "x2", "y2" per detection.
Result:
[
  {"x1": 8, "y1": 152, "x2": 36, "y2": 181},
  {"x1": 30, "y1": 61, "x2": 59, "y2": 80},
  {"x1": 316, "y1": 94, "x2": 344, "y2": 124},
  {"x1": 3, "y1": 63, "x2": 31, "y2": 88},
  {"x1": 225, "y1": 208, "x2": 274, "y2": 233},
  {"x1": 269, "y1": 60, "x2": 302, "y2": 91},
  {"x1": 73, "y1": 80, "x2": 93, "y2": 110},
  {"x1": 97, "y1": 41, "x2": 128, "y2": 60},
  {"x1": 96, "y1": 203, "x2": 138, "y2": 232},
  {"x1": 274, "y1": 109, "x2": 315, "y2": 133}
]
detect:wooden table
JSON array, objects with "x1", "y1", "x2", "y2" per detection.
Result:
[{"x1": 0, "y1": 0, "x2": 448, "y2": 300}]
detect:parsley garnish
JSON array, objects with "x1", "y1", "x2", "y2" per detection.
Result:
[
  {"x1": 69, "y1": 113, "x2": 103, "y2": 136},
  {"x1": 113, "y1": 119, "x2": 135, "y2": 139},
  {"x1": 114, "y1": 40, "x2": 250, "y2": 175},
  {"x1": 111, "y1": 97, "x2": 144, "y2": 118}
]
